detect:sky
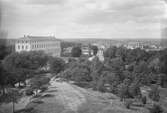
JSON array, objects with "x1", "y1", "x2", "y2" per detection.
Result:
[{"x1": 0, "y1": 0, "x2": 166, "y2": 39}]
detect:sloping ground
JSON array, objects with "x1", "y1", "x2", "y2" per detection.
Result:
[
  {"x1": 159, "y1": 88, "x2": 167, "y2": 112},
  {"x1": 25, "y1": 78, "x2": 149, "y2": 113},
  {"x1": 25, "y1": 79, "x2": 87, "y2": 113},
  {"x1": 0, "y1": 96, "x2": 31, "y2": 113},
  {"x1": 48, "y1": 80, "x2": 86, "y2": 112},
  {"x1": 74, "y1": 85, "x2": 148, "y2": 113}
]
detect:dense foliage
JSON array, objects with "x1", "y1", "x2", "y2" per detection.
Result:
[
  {"x1": 61, "y1": 46, "x2": 167, "y2": 110},
  {"x1": 49, "y1": 57, "x2": 65, "y2": 74},
  {"x1": 71, "y1": 46, "x2": 82, "y2": 57}
]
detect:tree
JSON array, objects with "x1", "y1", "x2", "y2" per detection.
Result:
[
  {"x1": 49, "y1": 57, "x2": 65, "y2": 74},
  {"x1": 2, "y1": 51, "x2": 49, "y2": 86},
  {"x1": 115, "y1": 47, "x2": 127, "y2": 61},
  {"x1": 64, "y1": 60, "x2": 92, "y2": 82},
  {"x1": 96, "y1": 76, "x2": 105, "y2": 92},
  {"x1": 126, "y1": 48, "x2": 149, "y2": 63},
  {"x1": 117, "y1": 83, "x2": 129, "y2": 101},
  {"x1": 90, "y1": 57, "x2": 104, "y2": 89},
  {"x1": 128, "y1": 82, "x2": 141, "y2": 98},
  {"x1": 124, "y1": 99, "x2": 133, "y2": 109},
  {"x1": 103, "y1": 71, "x2": 120, "y2": 93},
  {"x1": 71, "y1": 46, "x2": 82, "y2": 57},
  {"x1": 117, "y1": 78, "x2": 134, "y2": 101},
  {"x1": 91, "y1": 45, "x2": 98, "y2": 55},
  {"x1": 30, "y1": 76, "x2": 50, "y2": 95},
  {"x1": 104, "y1": 46, "x2": 117, "y2": 59},
  {"x1": 0, "y1": 40, "x2": 9, "y2": 60},
  {"x1": 148, "y1": 103, "x2": 163, "y2": 113},
  {"x1": 149, "y1": 85, "x2": 160, "y2": 102},
  {"x1": 3, "y1": 88, "x2": 22, "y2": 113},
  {"x1": 141, "y1": 96, "x2": 147, "y2": 105}
]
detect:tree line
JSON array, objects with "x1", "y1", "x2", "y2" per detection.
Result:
[
  {"x1": 0, "y1": 43, "x2": 65, "y2": 112},
  {"x1": 60, "y1": 46, "x2": 167, "y2": 112}
]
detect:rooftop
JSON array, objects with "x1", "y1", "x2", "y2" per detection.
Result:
[{"x1": 18, "y1": 35, "x2": 60, "y2": 41}]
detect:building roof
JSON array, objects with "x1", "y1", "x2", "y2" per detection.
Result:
[{"x1": 18, "y1": 35, "x2": 61, "y2": 41}]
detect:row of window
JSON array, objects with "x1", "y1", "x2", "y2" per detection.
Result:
[
  {"x1": 17, "y1": 43, "x2": 60, "y2": 50},
  {"x1": 17, "y1": 45, "x2": 28, "y2": 50},
  {"x1": 18, "y1": 40, "x2": 28, "y2": 43},
  {"x1": 31, "y1": 44, "x2": 59, "y2": 49},
  {"x1": 18, "y1": 40, "x2": 59, "y2": 44}
]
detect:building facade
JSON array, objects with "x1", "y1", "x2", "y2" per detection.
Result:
[{"x1": 15, "y1": 35, "x2": 61, "y2": 57}]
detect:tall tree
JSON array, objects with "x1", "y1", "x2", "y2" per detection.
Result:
[
  {"x1": 49, "y1": 57, "x2": 65, "y2": 74},
  {"x1": 104, "y1": 46, "x2": 117, "y2": 59},
  {"x1": 2, "y1": 51, "x2": 49, "y2": 86},
  {"x1": 71, "y1": 46, "x2": 82, "y2": 57},
  {"x1": 91, "y1": 45, "x2": 98, "y2": 55}
]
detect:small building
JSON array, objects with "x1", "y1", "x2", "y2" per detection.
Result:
[
  {"x1": 15, "y1": 35, "x2": 61, "y2": 57},
  {"x1": 81, "y1": 45, "x2": 91, "y2": 56}
]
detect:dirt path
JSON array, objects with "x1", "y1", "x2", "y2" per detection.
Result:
[
  {"x1": 26, "y1": 79, "x2": 148, "y2": 113},
  {"x1": 49, "y1": 79, "x2": 86, "y2": 112}
]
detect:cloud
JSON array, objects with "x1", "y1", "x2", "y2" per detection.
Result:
[
  {"x1": 0, "y1": 0, "x2": 165, "y2": 39},
  {"x1": 27, "y1": 0, "x2": 67, "y2": 5},
  {"x1": 77, "y1": 0, "x2": 164, "y2": 24}
]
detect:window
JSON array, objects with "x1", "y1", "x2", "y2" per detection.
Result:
[
  {"x1": 26, "y1": 46, "x2": 28, "y2": 49},
  {"x1": 18, "y1": 45, "x2": 20, "y2": 49},
  {"x1": 22, "y1": 45, "x2": 24, "y2": 49}
]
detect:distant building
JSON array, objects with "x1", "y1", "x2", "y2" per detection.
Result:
[
  {"x1": 15, "y1": 35, "x2": 61, "y2": 57},
  {"x1": 63, "y1": 47, "x2": 73, "y2": 54},
  {"x1": 96, "y1": 46, "x2": 104, "y2": 62},
  {"x1": 88, "y1": 45, "x2": 104, "y2": 62},
  {"x1": 81, "y1": 45, "x2": 91, "y2": 56}
]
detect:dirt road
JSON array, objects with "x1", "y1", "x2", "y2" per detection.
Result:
[
  {"x1": 25, "y1": 78, "x2": 148, "y2": 113},
  {"x1": 49, "y1": 79, "x2": 86, "y2": 112}
]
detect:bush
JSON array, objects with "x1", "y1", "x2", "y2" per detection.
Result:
[
  {"x1": 25, "y1": 88, "x2": 34, "y2": 96},
  {"x1": 148, "y1": 103, "x2": 163, "y2": 113},
  {"x1": 124, "y1": 99, "x2": 133, "y2": 109},
  {"x1": 32, "y1": 99, "x2": 44, "y2": 104},
  {"x1": 40, "y1": 85, "x2": 48, "y2": 92},
  {"x1": 15, "y1": 107, "x2": 35, "y2": 113},
  {"x1": 149, "y1": 85, "x2": 160, "y2": 102},
  {"x1": 49, "y1": 57, "x2": 65, "y2": 74},
  {"x1": 141, "y1": 96, "x2": 147, "y2": 105}
]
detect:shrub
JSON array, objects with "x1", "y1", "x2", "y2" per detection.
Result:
[
  {"x1": 149, "y1": 85, "x2": 160, "y2": 102},
  {"x1": 148, "y1": 103, "x2": 163, "y2": 113},
  {"x1": 25, "y1": 88, "x2": 34, "y2": 96},
  {"x1": 40, "y1": 85, "x2": 48, "y2": 92},
  {"x1": 141, "y1": 96, "x2": 147, "y2": 105},
  {"x1": 124, "y1": 99, "x2": 133, "y2": 109}
]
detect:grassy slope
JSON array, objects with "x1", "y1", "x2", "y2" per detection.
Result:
[{"x1": 24, "y1": 80, "x2": 149, "y2": 113}]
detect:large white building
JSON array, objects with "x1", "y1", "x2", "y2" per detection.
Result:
[{"x1": 15, "y1": 35, "x2": 61, "y2": 57}]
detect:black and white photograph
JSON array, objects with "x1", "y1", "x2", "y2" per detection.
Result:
[{"x1": 0, "y1": 0, "x2": 167, "y2": 113}]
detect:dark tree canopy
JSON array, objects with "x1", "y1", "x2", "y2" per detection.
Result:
[
  {"x1": 2, "y1": 51, "x2": 49, "y2": 84},
  {"x1": 104, "y1": 46, "x2": 117, "y2": 59},
  {"x1": 91, "y1": 45, "x2": 98, "y2": 55},
  {"x1": 0, "y1": 41, "x2": 10, "y2": 60},
  {"x1": 71, "y1": 46, "x2": 82, "y2": 57},
  {"x1": 49, "y1": 57, "x2": 65, "y2": 74}
]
